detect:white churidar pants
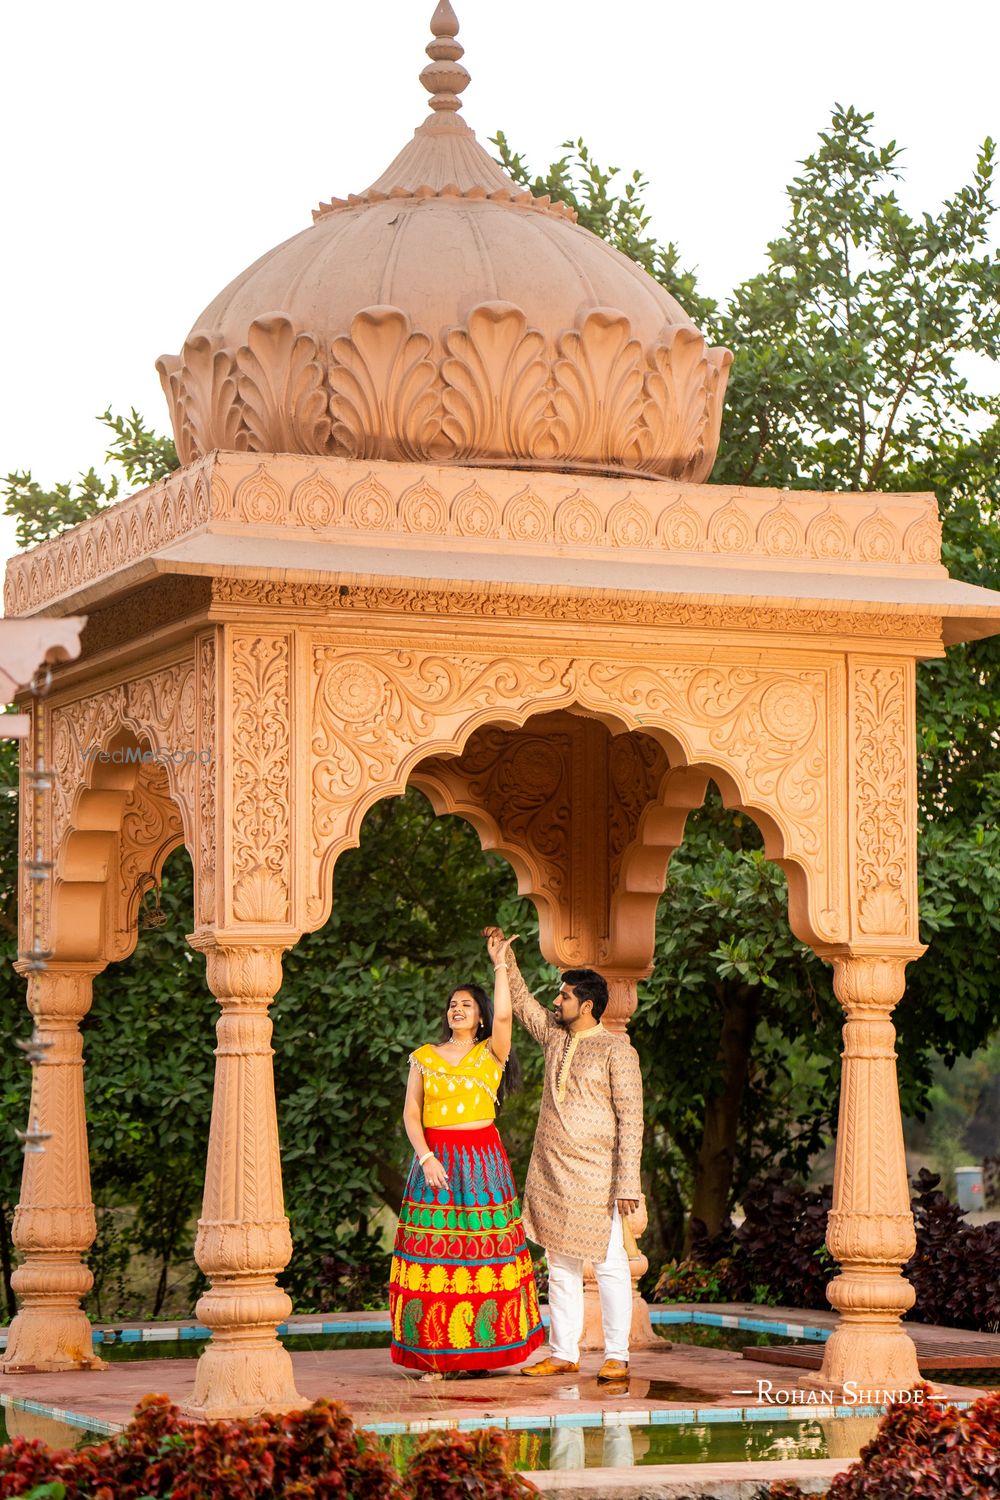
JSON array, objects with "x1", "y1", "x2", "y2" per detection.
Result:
[{"x1": 546, "y1": 1204, "x2": 631, "y2": 1364}]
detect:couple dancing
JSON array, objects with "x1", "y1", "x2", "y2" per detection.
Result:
[{"x1": 389, "y1": 927, "x2": 644, "y2": 1380}]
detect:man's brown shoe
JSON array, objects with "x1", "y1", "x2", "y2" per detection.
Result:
[
  {"x1": 597, "y1": 1358, "x2": 629, "y2": 1381},
  {"x1": 520, "y1": 1356, "x2": 580, "y2": 1376}
]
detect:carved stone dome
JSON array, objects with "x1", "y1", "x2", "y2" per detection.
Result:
[{"x1": 157, "y1": 3, "x2": 732, "y2": 483}]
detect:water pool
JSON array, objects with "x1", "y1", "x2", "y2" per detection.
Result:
[{"x1": 377, "y1": 1413, "x2": 880, "y2": 1470}]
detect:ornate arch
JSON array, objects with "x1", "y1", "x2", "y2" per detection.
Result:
[
  {"x1": 306, "y1": 647, "x2": 846, "y2": 949},
  {"x1": 40, "y1": 653, "x2": 205, "y2": 964}
]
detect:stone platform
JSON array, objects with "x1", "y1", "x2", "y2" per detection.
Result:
[{"x1": 0, "y1": 1314, "x2": 987, "y2": 1500}]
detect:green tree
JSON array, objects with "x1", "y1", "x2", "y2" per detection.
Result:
[
  {"x1": 3, "y1": 408, "x2": 177, "y2": 549},
  {"x1": 498, "y1": 110, "x2": 1000, "y2": 1244}
]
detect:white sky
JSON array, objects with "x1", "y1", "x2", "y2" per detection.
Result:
[{"x1": 2, "y1": 0, "x2": 998, "y2": 584}]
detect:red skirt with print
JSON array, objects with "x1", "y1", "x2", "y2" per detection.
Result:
[{"x1": 389, "y1": 1124, "x2": 544, "y2": 1371}]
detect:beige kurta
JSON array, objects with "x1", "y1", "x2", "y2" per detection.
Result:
[{"x1": 506, "y1": 957, "x2": 644, "y2": 1260}]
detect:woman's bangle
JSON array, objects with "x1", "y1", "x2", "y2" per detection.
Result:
[{"x1": 418, "y1": 1150, "x2": 433, "y2": 1166}]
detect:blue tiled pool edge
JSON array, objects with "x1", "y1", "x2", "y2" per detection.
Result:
[{"x1": 0, "y1": 1307, "x2": 833, "y2": 1350}]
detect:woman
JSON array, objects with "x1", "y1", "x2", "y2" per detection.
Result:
[{"x1": 389, "y1": 937, "x2": 544, "y2": 1375}]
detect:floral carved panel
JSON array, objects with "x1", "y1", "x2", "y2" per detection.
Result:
[
  {"x1": 228, "y1": 634, "x2": 292, "y2": 925},
  {"x1": 850, "y1": 660, "x2": 916, "y2": 942},
  {"x1": 111, "y1": 762, "x2": 185, "y2": 963},
  {"x1": 196, "y1": 635, "x2": 218, "y2": 928},
  {"x1": 416, "y1": 722, "x2": 575, "y2": 953}
]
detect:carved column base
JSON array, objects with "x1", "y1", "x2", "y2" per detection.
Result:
[
  {"x1": 3, "y1": 1254, "x2": 105, "y2": 1371},
  {"x1": 811, "y1": 1263, "x2": 920, "y2": 1391},
  {"x1": 182, "y1": 1275, "x2": 300, "y2": 1420},
  {"x1": 810, "y1": 1318, "x2": 921, "y2": 1393},
  {"x1": 2, "y1": 1311, "x2": 106, "y2": 1374}
]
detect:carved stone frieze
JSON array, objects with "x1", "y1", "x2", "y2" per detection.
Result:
[
  {"x1": 418, "y1": 715, "x2": 673, "y2": 972},
  {"x1": 5, "y1": 453, "x2": 944, "y2": 617},
  {"x1": 40, "y1": 661, "x2": 198, "y2": 965},
  {"x1": 607, "y1": 733, "x2": 672, "y2": 895},
  {"x1": 211, "y1": 576, "x2": 937, "y2": 643},
  {"x1": 418, "y1": 723, "x2": 574, "y2": 918}
]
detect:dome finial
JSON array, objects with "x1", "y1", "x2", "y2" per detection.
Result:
[{"x1": 420, "y1": 1, "x2": 470, "y2": 113}]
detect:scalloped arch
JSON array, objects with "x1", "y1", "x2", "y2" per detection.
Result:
[{"x1": 306, "y1": 652, "x2": 844, "y2": 950}]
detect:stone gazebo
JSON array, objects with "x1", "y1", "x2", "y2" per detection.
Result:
[{"x1": 6, "y1": 1, "x2": 1000, "y2": 1420}]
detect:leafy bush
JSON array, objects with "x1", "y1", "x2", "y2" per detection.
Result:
[
  {"x1": 407, "y1": 1431, "x2": 535, "y2": 1500},
  {"x1": 759, "y1": 1388, "x2": 1000, "y2": 1498},
  {"x1": 655, "y1": 1170, "x2": 833, "y2": 1311},
  {"x1": 0, "y1": 1396, "x2": 535, "y2": 1499},
  {"x1": 905, "y1": 1169, "x2": 1000, "y2": 1331},
  {"x1": 656, "y1": 1169, "x2": 1000, "y2": 1331}
]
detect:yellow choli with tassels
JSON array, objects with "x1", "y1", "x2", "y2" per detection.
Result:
[{"x1": 409, "y1": 1040, "x2": 504, "y2": 1127}]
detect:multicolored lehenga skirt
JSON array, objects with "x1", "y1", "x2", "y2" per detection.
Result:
[{"x1": 389, "y1": 1123, "x2": 545, "y2": 1371}]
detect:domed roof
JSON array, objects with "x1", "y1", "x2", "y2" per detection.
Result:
[{"x1": 157, "y1": 3, "x2": 731, "y2": 482}]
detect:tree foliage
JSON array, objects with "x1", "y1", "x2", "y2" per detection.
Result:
[
  {"x1": 2, "y1": 408, "x2": 177, "y2": 549},
  {"x1": 494, "y1": 109, "x2": 1000, "y2": 1247}
]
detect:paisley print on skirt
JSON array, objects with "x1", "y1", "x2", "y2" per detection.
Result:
[{"x1": 389, "y1": 1123, "x2": 544, "y2": 1371}]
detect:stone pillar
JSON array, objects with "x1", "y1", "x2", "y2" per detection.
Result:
[
  {"x1": 2, "y1": 965, "x2": 105, "y2": 1373},
  {"x1": 183, "y1": 935, "x2": 302, "y2": 1419},
  {"x1": 815, "y1": 954, "x2": 921, "y2": 1391}
]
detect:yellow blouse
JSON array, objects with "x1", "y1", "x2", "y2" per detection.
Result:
[{"x1": 410, "y1": 1040, "x2": 504, "y2": 1127}]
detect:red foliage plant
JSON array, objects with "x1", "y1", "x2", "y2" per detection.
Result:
[
  {"x1": 407, "y1": 1430, "x2": 536, "y2": 1500},
  {"x1": 761, "y1": 1388, "x2": 1000, "y2": 1499},
  {"x1": 0, "y1": 1395, "x2": 404, "y2": 1499},
  {"x1": 0, "y1": 1396, "x2": 537, "y2": 1500}
]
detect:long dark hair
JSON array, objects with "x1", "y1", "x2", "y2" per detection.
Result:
[{"x1": 440, "y1": 982, "x2": 522, "y2": 1110}]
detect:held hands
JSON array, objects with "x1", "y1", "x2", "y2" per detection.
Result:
[{"x1": 483, "y1": 926, "x2": 519, "y2": 968}]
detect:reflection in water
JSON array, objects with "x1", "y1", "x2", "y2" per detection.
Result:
[
  {"x1": 553, "y1": 1377, "x2": 714, "y2": 1403},
  {"x1": 550, "y1": 1423, "x2": 636, "y2": 1469},
  {"x1": 2, "y1": 1406, "x2": 97, "y2": 1449}
]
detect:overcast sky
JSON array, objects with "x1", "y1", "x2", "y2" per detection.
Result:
[{"x1": 2, "y1": 0, "x2": 998, "y2": 585}]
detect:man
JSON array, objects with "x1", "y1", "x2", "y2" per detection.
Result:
[{"x1": 485, "y1": 927, "x2": 644, "y2": 1381}]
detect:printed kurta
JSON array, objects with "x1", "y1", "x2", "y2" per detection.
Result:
[{"x1": 505, "y1": 956, "x2": 644, "y2": 1260}]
